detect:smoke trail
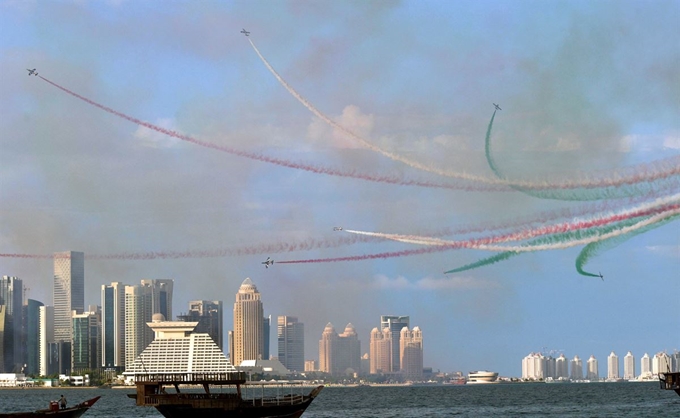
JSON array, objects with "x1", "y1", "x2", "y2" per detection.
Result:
[
  {"x1": 249, "y1": 38, "x2": 680, "y2": 191},
  {"x1": 484, "y1": 110, "x2": 680, "y2": 200},
  {"x1": 344, "y1": 193, "x2": 680, "y2": 247},
  {"x1": 38, "y1": 76, "x2": 505, "y2": 193},
  {"x1": 443, "y1": 212, "x2": 679, "y2": 274},
  {"x1": 0, "y1": 233, "x2": 385, "y2": 261},
  {"x1": 575, "y1": 213, "x2": 680, "y2": 277},
  {"x1": 277, "y1": 206, "x2": 680, "y2": 265}
]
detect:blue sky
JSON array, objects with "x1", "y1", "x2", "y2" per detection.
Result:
[{"x1": 1, "y1": 1, "x2": 678, "y2": 376}]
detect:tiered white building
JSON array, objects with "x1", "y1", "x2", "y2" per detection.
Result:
[
  {"x1": 125, "y1": 314, "x2": 235, "y2": 378},
  {"x1": 570, "y1": 355, "x2": 583, "y2": 380}
]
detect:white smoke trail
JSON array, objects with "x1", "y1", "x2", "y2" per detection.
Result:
[
  {"x1": 248, "y1": 38, "x2": 680, "y2": 190},
  {"x1": 345, "y1": 192, "x2": 680, "y2": 248}
]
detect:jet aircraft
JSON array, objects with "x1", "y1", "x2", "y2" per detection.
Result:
[
  {"x1": 27, "y1": 68, "x2": 38, "y2": 76},
  {"x1": 262, "y1": 257, "x2": 274, "y2": 268},
  {"x1": 598, "y1": 272, "x2": 604, "y2": 281},
  {"x1": 241, "y1": 29, "x2": 250, "y2": 36},
  {"x1": 493, "y1": 103, "x2": 502, "y2": 111},
  {"x1": 333, "y1": 227, "x2": 343, "y2": 231}
]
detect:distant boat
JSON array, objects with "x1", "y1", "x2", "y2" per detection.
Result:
[
  {"x1": 467, "y1": 371, "x2": 499, "y2": 384},
  {"x1": 0, "y1": 396, "x2": 100, "y2": 418}
]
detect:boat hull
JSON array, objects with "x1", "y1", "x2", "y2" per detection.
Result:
[{"x1": 0, "y1": 396, "x2": 100, "y2": 418}]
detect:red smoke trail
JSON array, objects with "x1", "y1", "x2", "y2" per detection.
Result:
[
  {"x1": 37, "y1": 76, "x2": 505, "y2": 193},
  {"x1": 2, "y1": 193, "x2": 667, "y2": 261},
  {"x1": 276, "y1": 204, "x2": 678, "y2": 264}
]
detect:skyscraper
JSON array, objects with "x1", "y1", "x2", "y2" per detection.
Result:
[
  {"x1": 652, "y1": 352, "x2": 671, "y2": 374},
  {"x1": 607, "y1": 351, "x2": 619, "y2": 380},
  {"x1": 369, "y1": 327, "x2": 392, "y2": 374},
  {"x1": 640, "y1": 353, "x2": 652, "y2": 377},
  {"x1": 522, "y1": 352, "x2": 546, "y2": 380},
  {"x1": 38, "y1": 305, "x2": 54, "y2": 376},
  {"x1": 277, "y1": 316, "x2": 304, "y2": 373},
  {"x1": 101, "y1": 282, "x2": 126, "y2": 368},
  {"x1": 318, "y1": 322, "x2": 360, "y2": 376},
  {"x1": 231, "y1": 278, "x2": 263, "y2": 366},
  {"x1": 24, "y1": 299, "x2": 44, "y2": 375},
  {"x1": 586, "y1": 355, "x2": 599, "y2": 381},
  {"x1": 555, "y1": 353, "x2": 569, "y2": 379},
  {"x1": 140, "y1": 279, "x2": 173, "y2": 320},
  {"x1": 263, "y1": 315, "x2": 270, "y2": 360},
  {"x1": 623, "y1": 351, "x2": 635, "y2": 380},
  {"x1": 177, "y1": 300, "x2": 223, "y2": 350},
  {"x1": 72, "y1": 308, "x2": 101, "y2": 372},
  {"x1": 570, "y1": 355, "x2": 583, "y2": 380},
  {"x1": 124, "y1": 284, "x2": 153, "y2": 368},
  {"x1": 399, "y1": 326, "x2": 423, "y2": 381},
  {"x1": 380, "y1": 315, "x2": 409, "y2": 372},
  {"x1": 53, "y1": 251, "x2": 84, "y2": 342},
  {"x1": 0, "y1": 276, "x2": 23, "y2": 372}
]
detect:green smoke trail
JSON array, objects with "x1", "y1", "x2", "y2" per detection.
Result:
[
  {"x1": 444, "y1": 216, "x2": 654, "y2": 274},
  {"x1": 483, "y1": 112, "x2": 676, "y2": 201},
  {"x1": 575, "y1": 213, "x2": 680, "y2": 277}
]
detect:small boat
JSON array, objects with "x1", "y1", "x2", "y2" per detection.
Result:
[
  {"x1": 659, "y1": 371, "x2": 680, "y2": 397},
  {"x1": 0, "y1": 396, "x2": 100, "y2": 418},
  {"x1": 129, "y1": 372, "x2": 323, "y2": 418}
]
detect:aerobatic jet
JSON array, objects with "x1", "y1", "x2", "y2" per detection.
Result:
[
  {"x1": 598, "y1": 272, "x2": 604, "y2": 281},
  {"x1": 333, "y1": 227, "x2": 343, "y2": 231},
  {"x1": 241, "y1": 29, "x2": 250, "y2": 36},
  {"x1": 27, "y1": 68, "x2": 38, "y2": 76},
  {"x1": 262, "y1": 257, "x2": 274, "y2": 268},
  {"x1": 493, "y1": 103, "x2": 502, "y2": 111}
]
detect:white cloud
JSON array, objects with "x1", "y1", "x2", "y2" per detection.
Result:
[
  {"x1": 372, "y1": 274, "x2": 500, "y2": 290},
  {"x1": 306, "y1": 104, "x2": 374, "y2": 149},
  {"x1": 645, "y1": 245, "x2": 680, "y2": 258},
  {"x1": 663, "y1": 135, "x2": 680, "y2": 150}
]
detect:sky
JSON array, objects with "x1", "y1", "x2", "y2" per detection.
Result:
[{"x1": 1, "y1": 0, "x2": 678, "y2": 377}]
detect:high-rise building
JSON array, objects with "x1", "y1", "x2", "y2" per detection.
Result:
[
  {"x1": 231, "y1": 278, "x2": 263, "y2": 366},
  {"x1": 607, "y1": 351, "x2": 619, "y2": 380},
  {"x1": 380, "y1": 315, "x2": 409, "y2": 372},
  {"x1": 140, "y1": 279, "x2": 174, "y2": 320},
  {"x1": 53, "y1": 251, "x2": 84, "y2": 342},
  {"x1": 24, "y1": 299, "x2": 44, "y2": 375},
  {"x1": 72, "y1": 308, "x2": 101, "y2": 372},
  {"x1": 555, "y1": 353, "x2": 569, "y2": 379},
  {"x1": 0, "y1": 275, "x2": 23, "y2": 372},
  {"x1": 586, "y1": 355, "x2": 599, "y2": 380},
  {"x1": 38, "y1": 305, "x2": 54, "y2": 376},
  {"x1": 522, "y1": 352, "x2": 546, "y2": 380},
  {"x1": 544, "y1": 356, "x2": 556, "y2": 379},
  {"x1": 277, "y1": 316, "x2": 304, "y2": 373},
  {"x1": 101, "y1": 282, "x2": 126, "y2": 368},
  {"x1": 336, "y1": 323, "x2": 361, "y2": 376},
  {"x1": 369, "y1": 327, "x2": 392, "y2": 374},
  {"x1": 318, "y1": 322, "x2": 360, "y2": 376},
  {"x1": 652, "y1": 352, "x2": 671, "y2": 374},
  {"x1": 263, "y1": 315, "x2": 270, "y2": 360},
  {"x1": 124, "y1": 284, "x2": 153, "y2": 368},
  {"x1": 399, "y1": 326, "x2": 423, "y2": 381},
  {"x1": 640, "y1": 353, "x2": 652, "y2": 377},
  {"x1": 570, "y1": 355, "x2": 583, "y2": 380},
  {"x1": 177, "y1": 300, "x2": 223, "y2": 350},
  {"x1": 623, "y1": 351, "x2": 635, "y2": 380}
]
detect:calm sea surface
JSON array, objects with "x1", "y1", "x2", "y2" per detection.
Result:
[{"x1": 0, "y1": 382, "x2": 677, "y2": 417}]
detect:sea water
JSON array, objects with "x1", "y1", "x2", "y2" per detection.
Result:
[{"x1": 0, "y1": 382, "x2": 676, "y2": 417}]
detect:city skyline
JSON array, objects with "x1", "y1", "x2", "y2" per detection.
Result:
[{"x1": 1, "y1": 1, "x2": 678, "y2": 376}]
